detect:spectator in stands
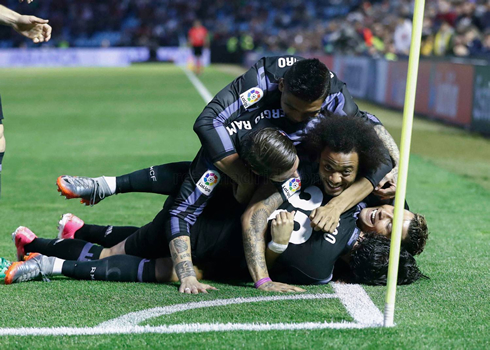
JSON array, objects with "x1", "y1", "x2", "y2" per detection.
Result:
[
  {"x1": 434, "y1": 21, "x2": 454, "y2": 56},
  {"x1": 394, "y1": 16, "x2": 412, "y2": 56},
  {"x1": 472, "y1": 30, "x2": 490, "y2": 58},
  {"x1": 1, "y1": 0, "x2": 490, "y2": 61},
  {"x1": 421, "y1": 33, "x2": 435, "y2": 56}
]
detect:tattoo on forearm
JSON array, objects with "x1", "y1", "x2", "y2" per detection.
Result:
[
  {"x1": 375, "y1": 125, "x2": 400, "y2": 163},
  {"x1": 251, "y1": 208, "x2": 269, "y2": 233},
  {"x1": 243, "y1": 227, "x2": 267, "y2": 270},
  {"x1": 263, "y1": 192, "x2": 282, "y2": 209},
  {"x1": 179, "y1": 253, "x2": 191, "y2": 260},
  {"x1": 175, "y1": 260, "x2": 196, "y2": 280},
  {"x1": 173, "y1": 239, "x2": 188, "y2": 253},
  {"x1": 243, "y1": 192, "x2": 284, "y2": 280}
]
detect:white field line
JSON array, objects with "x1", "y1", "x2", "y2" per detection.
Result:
[
  {"x1": 98, "y1": 293, "x2": 336, "y2": 328},
  {"x1": 182, "y1": 67, "x2": 213, "y2": 103},
  {"x1": 0, "y1": 283, "x2": 382, "y2": 336},
  {"x1": 334, "y1": 283, "x2": 383, "y2": 326}
]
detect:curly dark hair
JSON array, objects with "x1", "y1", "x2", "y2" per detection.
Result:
[
  {"x1": 349, "y1": 233, "x2": 428, "y2": 286},
  {"x1": 302, "y1": 114, "x2": 389, "y2": 178},
  {"x1": 283, "y1": 58, "x2": 331, "y2": 102},
  {"x1": 404, "y1": 213, "x2": 429, "y2": 256},
  {"x1": 241, "y1": 127, "x2": 297, "y2": 178}
]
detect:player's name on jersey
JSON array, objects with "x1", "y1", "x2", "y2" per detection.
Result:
[{"x1": 226, "y1": 109, "x2": 285, "y2": 136}]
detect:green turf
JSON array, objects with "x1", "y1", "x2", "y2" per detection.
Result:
[{"x1": 0, "y1": 64, "x2": 489, "y2": 348}]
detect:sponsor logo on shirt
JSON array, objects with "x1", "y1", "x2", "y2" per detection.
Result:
[
  {"x1": 240, "y1": 87, "x2": 263, "y2": 109},
  {"x1": 281, "y1": 177, "x2": 301, "y2": 199},
  {"x1": 197, "y1": 171, "x2": 221, "y2": 196}
]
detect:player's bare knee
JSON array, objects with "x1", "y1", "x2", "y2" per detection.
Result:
[
  {"x1": 100, "y1": 240, "x2": 126, "y2": 259},
  {"x1": 155, "y1": 258, "x2": 177, "y2": 283}
]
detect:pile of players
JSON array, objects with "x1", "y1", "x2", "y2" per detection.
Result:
[{"x1": 3, "y1": 57, "x2": 429, "y2": 293}]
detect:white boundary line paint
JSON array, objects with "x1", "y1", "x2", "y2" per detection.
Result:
[
  {"x1": 97, "y1": 293, "x2": 336, "y2": 328},
  {"x1": 333, "y1": 283, "x2": 383, "y2": 326},
  {"x1": 0, "y1": 284, "x2": 382, "y2": 336},
  {"x1": 182, "y1": 67, "x2": 213, "y2": 103}
]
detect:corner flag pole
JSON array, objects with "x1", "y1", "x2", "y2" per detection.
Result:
[{"x1": 383, "y1": 0, "x2": 426, "y2": 327}]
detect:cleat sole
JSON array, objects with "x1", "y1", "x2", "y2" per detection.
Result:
[{"x1": 56, "y1": 176, "x2": 79, "y2": 200}]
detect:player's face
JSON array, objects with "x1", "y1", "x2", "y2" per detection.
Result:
[
  {"x1": 319, "y1": 147, "x2": 358, "y2": 196},
  {"x1": 269, "y1": 156, "x2": 300, "y2": 183},
  {"x1": 358, "y1": 205, "x2": 414, "y2": 240},
  {"x1": 279, "y1": 80, "x2": 323, "y2": 124}
]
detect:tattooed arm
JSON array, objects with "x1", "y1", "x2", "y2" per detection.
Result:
[
  {"x1": 373, "y1": 125, "x2": 399, "y2": 199},
  {"x1": 169, "y1": 236, "x2": 217, "y2": 294},
  {"x1": 241, "y1": 183, "x2": 305, "y2": 292}
]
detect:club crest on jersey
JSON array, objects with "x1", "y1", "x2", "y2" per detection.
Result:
[
  {"x1": 240, "y1": 87, "x2": 263, "y2": 109},
  {"x1": 197, "y1": 171, "x2": 221, "y2": 196},
  {"x1": 281, "y1": 177, "x2": 301, "y2": 199}
]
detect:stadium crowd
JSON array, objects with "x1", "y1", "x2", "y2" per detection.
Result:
[{"x1": 0, "y1": 0, "x2": 489, "y2": 60}]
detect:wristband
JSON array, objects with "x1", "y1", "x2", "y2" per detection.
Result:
[
  {"x1": 254, "y1": 277, "x2": 272, "y2": 288},
  {"x1": 268, "y1": 241, "x2": 288, "y2": 254}
]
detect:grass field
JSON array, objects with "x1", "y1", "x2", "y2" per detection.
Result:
[{"x1": 0, "y1": 64, "x2": 489, "y2": 348}]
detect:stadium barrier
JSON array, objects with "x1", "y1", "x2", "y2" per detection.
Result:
[
  {"x1": 0, "y1": 47, "x2": 210, "y2": 68},
  {"x1": 245, "y1": 52, "x2": 490, "y2": 136}
]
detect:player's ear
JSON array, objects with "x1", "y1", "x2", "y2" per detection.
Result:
[{"x1": 278, "y1": 78, "x2": 284, "y2": 92}]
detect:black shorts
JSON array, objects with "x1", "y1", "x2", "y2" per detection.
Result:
[
  {"x1": 125, "y1": 189, "x2": 244, "y2": 263},
  {"x1": 193, "y1": 46, "x2": 203, "y2": 57},
  {"x1": 124, "y1": 204, "x2": 172, "y2": 259}
]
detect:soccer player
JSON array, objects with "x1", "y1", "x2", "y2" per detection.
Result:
[
  {"x1": 57, "y1": 59, "x2": 399, "y2": 287},
  {"x1": 9, "y1": 117, "x2": 428, "y2": 290},
  {"x1": 57, "y1": 115, "x2": 395, "y2": 293},
  {"x1": 240, "y1": 114, "x2": 418, "y2": 291},
  {"x1": 0, "y1": 6, "x2": 51, "y2": 197},
  {"x1": 0, "y1": 5, "x2": 52, "y2": 43},
  {"x1": 188, "y1": 20, "x2": 209, "y2": 75},
  {"x1": 5, "y1": 187, "x2": 427, "y2": 287},
  {"x1": 58, "y1": 57, "x2": 398, "y2": 224},
  {"x1": 61, "y1": 126, "x2": 300, "y2": 293}
]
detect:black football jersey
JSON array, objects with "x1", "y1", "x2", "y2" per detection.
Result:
[{"x1": 268, "y1": 185, "x2": 363, "y2": 285}]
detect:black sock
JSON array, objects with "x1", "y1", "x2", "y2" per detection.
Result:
[
  {"x1": 75, "y1": 224, "x2": 138, "y2": 248},
  {"x1": 25, "y1": 238, "x2": 103, "y2": 261},
  {"x1": 61, "y1": 255, "x2": 157, "y2": 282},
  {"x1": 115, "y1": 162, "x2": 190, "y2": 195}
]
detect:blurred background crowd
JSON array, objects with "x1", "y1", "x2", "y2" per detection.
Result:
[{"x1": 1, "y1": 0, "x2": 489, "y2": 61}]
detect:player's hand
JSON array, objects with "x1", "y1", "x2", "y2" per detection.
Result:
[
  {"x1": 257, "y1": 280, "x2": 305, "y2": 293},
  {"x1": 179, "y1": 276, "x2": 217, "y2": 294},
  {"x1": 233, "y1": 181, "x2": 256, "y2": 205},
  {"x1": 374, "y1": 167, "x2": 397, "y2": 200},
  {"x1": 309, "y1": 204, "x2": 342, "y2": 233},
  {"x1": 11, "y1": 15, "x2": 52, "y2": 43},
  {"x1": 271, "y1": 211, "x2": 295, "y2": 245}
]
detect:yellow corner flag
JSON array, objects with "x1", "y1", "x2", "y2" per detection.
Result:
[{"x1": 383, "y1": 0, "x2": 426, "y2": 327}]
